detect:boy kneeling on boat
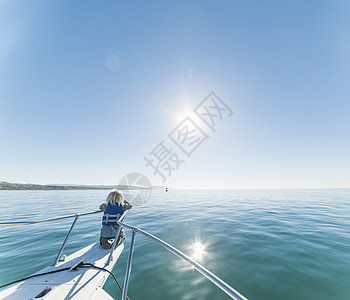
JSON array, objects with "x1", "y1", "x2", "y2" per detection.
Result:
[{"x1": 99, "y1": 189, "x2": 132, "y2": 249}]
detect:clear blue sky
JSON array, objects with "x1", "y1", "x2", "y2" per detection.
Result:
[{"x1": 1, "y1": 0, "x2": 349, "y2": 188}]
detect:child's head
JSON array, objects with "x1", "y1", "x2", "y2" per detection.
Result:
[{"x1": 106, "y1": 189, "x2": 124, "y2": 206}]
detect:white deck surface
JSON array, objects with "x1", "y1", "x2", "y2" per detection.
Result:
[{"x1": 0, "y1": 242, "x2": 124, "y2": 300}]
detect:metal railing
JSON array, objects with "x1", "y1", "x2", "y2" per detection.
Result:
[
  {"x1": 0, "y1": 210, "x2": 101, "y2": 226},
  {"x1": 0, "y1": 211, "x2": 248, "y2": 300},
  {"x1": 0, "y1": 210, "x2": 102, "y2": 266}
]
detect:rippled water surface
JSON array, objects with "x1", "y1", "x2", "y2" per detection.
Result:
[{"x1": 0, "y1": 189, "x2": 349, "y2": 299}]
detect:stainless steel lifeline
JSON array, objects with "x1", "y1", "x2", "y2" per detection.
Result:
[
  {"x1": 0, "y1": 210, "x2": 248, "y2": 300},
  {"x1": 0, "y1": 210, "x2": 101, "y2": 226}
]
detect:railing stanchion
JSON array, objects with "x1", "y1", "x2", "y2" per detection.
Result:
[
  {"x1": 122, "y1": 228, "x2": 136, "y2": 300},
  {"x1": 106, "y1": 225, "x2": 122, "y2": 265},
  {"x1": 106, "y1": 211, "x2": 128, "y2": 265},
  {"x1": 52, "y1": 214, "x2": 79, "y2": 266}
]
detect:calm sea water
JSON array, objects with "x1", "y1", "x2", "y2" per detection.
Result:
[{"x1": 0, "y1": 189, "x2": 349, "y2": 299}]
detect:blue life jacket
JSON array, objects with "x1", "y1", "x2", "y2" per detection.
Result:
[{"x1": 102, "y1": 203, "x2": 124, "y2": 225}]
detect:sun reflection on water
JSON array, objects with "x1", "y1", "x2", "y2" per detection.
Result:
[{"x1": 190, "y1": 241, "x2": 205, "y2": 262}]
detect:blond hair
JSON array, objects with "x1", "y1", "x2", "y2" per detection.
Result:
[{"x1": 106, "y1": 189, "x2": 124, "y2": 206}]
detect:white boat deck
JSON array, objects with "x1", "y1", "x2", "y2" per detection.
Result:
[{"x1": 0, "y1": 242, "x2": 124, "y2": 300}]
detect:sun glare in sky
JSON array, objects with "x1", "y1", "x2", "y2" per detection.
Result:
[{"x1": 173, "y1": 103, "x2": 194, "y2": 124}]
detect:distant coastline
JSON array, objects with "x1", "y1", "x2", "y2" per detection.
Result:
[{"x1": 0, "y1": 181, "x2": 159, "y2": 191}]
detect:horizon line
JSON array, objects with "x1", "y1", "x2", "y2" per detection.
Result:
[{"x1": 1, "y1": 180, "x2": 349, "y2": 190}]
